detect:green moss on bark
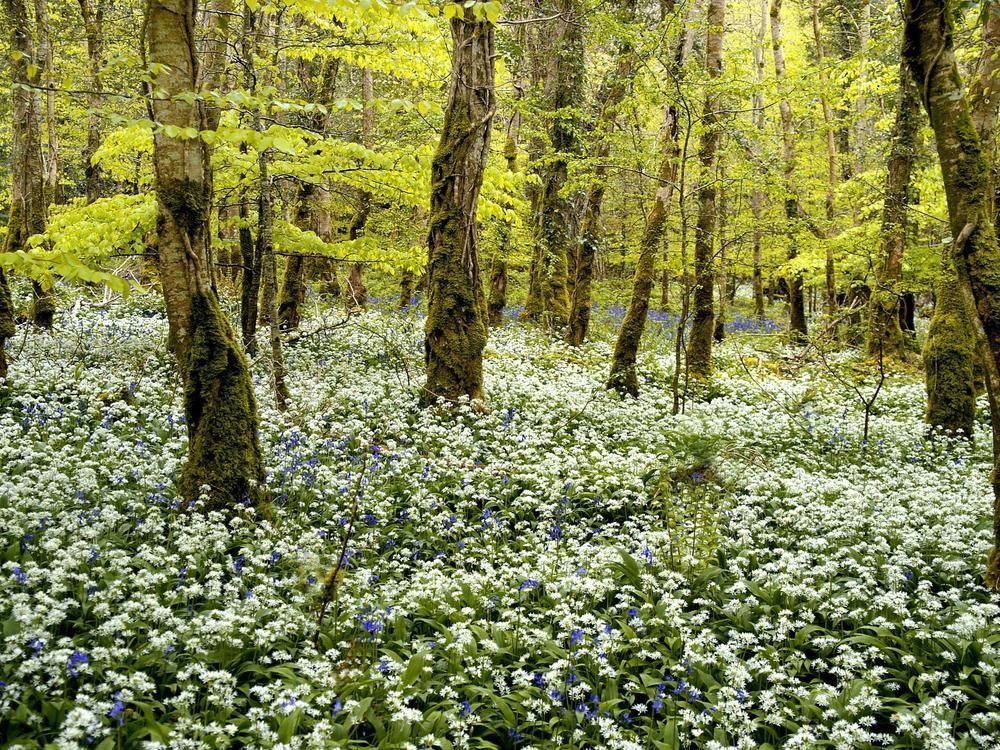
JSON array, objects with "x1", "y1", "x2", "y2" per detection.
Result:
[
  {"x1": 924, "y1": 271, "x2": 976, "y2": 436},
  {"x1": 181, "y1": 292, "x2": 264, "y2": 509}
]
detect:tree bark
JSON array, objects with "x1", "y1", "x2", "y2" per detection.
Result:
[
  {"x1": 867, "y1": 63, "x2": 920, "y2": 360},
  {"x1": 346, "y1": 66, "x2": 374, "y2": 310},
  {"x1": 903, "y1": 0, "x2": 1000, "y2": 587},
  {"x1": 566, "y1": 0, "x2": 637, "y2": 345},
  {"x1": 607, "y1": 108, "x2": 680, "y2": 395},
  {"x1": 422, "y1": 3, "x2": 495, "y2": 404},
  {"x1": 145, "y1": 0, "x2": 263, "y2": 508},
  {"x1": 811, "y1": 1, "x2": 838, "y2": 313},
  {"x1": 33, "y1": 0, "x2": 59, "y2": 204},
  {"x1": 770, "y1": 0, "x2": 807, "y2": 340},
  {"x1": 2, "y1": 0, "x2": 54, "y2": 334},
  {"x1": 257, "y1": 147, "x2": 290, "y2": 411},
  {"x1": 751, "y1": 0, "x2": 767, "y2": 319},
  {"x1": 525, "y1": 0, "x2": 583, "y2": 329},
  {"x1": 686, "y1": 0, "x2": 727, "y2": 379},
  {"x1": 78, "y1": 0, "x2": 105, "y2": 202}
]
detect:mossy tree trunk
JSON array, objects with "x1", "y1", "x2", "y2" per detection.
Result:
[
  {"x1": 346, "y1": 66, "x2": 374, "y2": 311},
  {"x1": 422, "y1": 3, "x2": 495, "y2": 405},
  {"x1": 924, "y1": 260, "x2": 976, "y2": 435},
  {"x1": 811, "y1": 1, "x2": 838, "y2": 314},
  {"x1": 686, "y1": 0, "x2": 727, "y2": 380},
  {"x1": 278, "y1": 186, "x2": 314, "y2": 331},
  {"x1": 257, "y1": 147, "x2": 290, "y2": 411},
  {"x1": 78, "y1": 0, "x2": 105, "y2": 203},
  {"x1": 2, "y1": 0, "x2": 55, "y2": 332},
  {"x1": 867, "y1": 63, "x2": 920, "y2": 360},
  {"x1": 904, "y1": 0, "x2": 1000, "y2": 587},
  {"x1": 146, "y1": 0, "x2": 263, "y2": 508},
  {"x1": 528, "y1": 0, "x2": 583, "y2": 329},
  {"x1": 607, "y1": 107, "x2": 680, "y2": 395},
  {"x1": 278, "y1": 56, "x2": 340, "y2": 329},
  {"x1": 33, "y1": 0, "x2": 59, "y2": 205},
  {"x1": 770, "y1": 0, "x2": 807, "y2": 341},
  {"x1": 566, "y1": 0, "x2": 638, "y2": 345},
  {"x1": 751, "y1": 0, "x2": 767, "y2": 320}
]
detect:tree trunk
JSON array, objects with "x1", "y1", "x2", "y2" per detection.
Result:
[
  {"x1": 868, "y1": 63, "x2": 920, "y2": 360},
  {"x1": 2, "y1": 0, "x2": 54, "y2": 333},
  {"x1": 487, "y1": 257, "x2": 508, "y2": 327},
  {"x1": 566, "y1": 0, "x2": 638, "y2": 345},
  {"x1": 904, "y1": 0, "x2": 1000, "y2": 587},
  {"x1": 345, "y1": 66, "x2": 374, "y2": 311},
  {"x1": 78, "y1": 0, "x2": 105, "y2": 202},
  {"x1": 686, "y1": 0, "x2": 727, "y2": 379},
  {"x1": 422, "y1": 3, "x2": 495, "y2": 404},
  {"x1": 33, "y1": 0, "x2": 59, "y2": 204},
  {"x1": 258, "y1": 147, "x2": 290, "y2": 411},
  {"x1": 277, "y1": 185, "x2": 313, "y2": 331},
  {"x1": 770, "y1": 0, "x2": 807, "y2": 340},
  {"x1": 714, "y1": 182, "x2": 728, "y2": 343},
  {"x1": 751, "y1": 0, "x2": 767, "y2": 319},
  {"x1": 607, "y1": 108, "x2": 681, "y2": 395},
  {"x1": 145, "y1": 0, "x2": 263, "y2": 507},
  {"x1": 527, "y1": 0, "x2": 583, "y2": 329},
  {"x1": 811, "y1": 1, "x2": 838, "y2": 313}
]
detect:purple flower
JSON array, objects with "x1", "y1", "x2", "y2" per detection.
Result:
[
  {"x1": 67, "y1": 651, "x2": 89, "y2": 677},
  {"x1": 11, "y1": 566, "x2": 27, "y2": 586},
  {"x1": 570, "y1": 628, "x2": 584, "y2": 646},
  {"x1": 518, "y1": 578, "x2": 540, "y2": 591},
  {"x1": 108, "y1": 692, "x2": 125, "y2": 725}
]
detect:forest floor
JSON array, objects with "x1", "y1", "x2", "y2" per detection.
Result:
[{"x1": 1, "y1": 298, "x2": 998, "y2": 750}]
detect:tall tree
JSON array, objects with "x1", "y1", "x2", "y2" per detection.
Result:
[
  {"x1": 78, "y1": 0, "x2": 105, "y2": 202},
  {"x1": 346, "y1": 66, "x2": 375, "y2": 310},
  {"x1": 770, "y1": 0, "x2": 807, "y2": 339},
  {"x1": 2, "y1": 0, "x2": 55, "y2": 332},
  {"x1": 750, "y1": 0, "x2": 767, "y2": 319},
  {"x1": 33, "y1": 0, "x2": 59, "y2": 203},
  {"x1": 867, "y1": 63, "x2": 921, "y2": 360},
  {"x1": 145, "y1": 0, "x2": 263, "y2": 506},
  {"x1": 903, "y1": 0, "x2": 1000, "y2": 587},
  {"x1": 566, "y1": 0, "x2": 637, "y2": 345},
  {"x1": 686, "y1": 0, "x2": 727, "y2": 378},
  {"x1": 811, "y1": 1, "x2": 838, "y2": 313},
  {"x1": 422, "y1": 2, "x2": 495, "y2": 404},
  {"x1": 523, "y1": 0, "x2": 583, "y2": 328},
  {"x1": 607, "y1": 0, "x2": 697, "y2": 395}
]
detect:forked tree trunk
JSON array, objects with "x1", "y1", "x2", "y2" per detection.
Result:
[
  {"x1": 903, "y1": 0, "x2": 1000, "y2": 587},
  {"x1": 566, "y1": 0, "x2": 638, "y2": 345},
  {"x1": 686, "y1": 0, "x2": 727, "y2": 379},
  {"x1": 867, "y1": 63, "x2": 920, "y2": 360},
  {"x1": 770, "y1": 0, "x2": 807, "y2": 340},
  {"x1": 146, "y1": 0, "x2": 263, "y2": 507},
  {"x1": 422, "y1": 3, "x2": 495, "y2": 404}
]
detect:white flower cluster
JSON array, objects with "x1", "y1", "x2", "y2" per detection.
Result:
[{"x1": 1, "y1": 301, "x2": 997, "y2": 749}]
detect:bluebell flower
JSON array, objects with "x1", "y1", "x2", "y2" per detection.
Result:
[
  {"x1": 108, "y1": 692, "x2": 125, "y2": 726},
  {"x1": 11, "y1": 566, "x2": 27, "y2": 586},
  {"x1": 570, "y1": 628, "x2": 584, "y2": 646},
  {"x1": 459, "y1": 700, "x2": 471, "y2": 717},
  {"x1": 518, "y1": 578, "x2": 540, "y2": 591},
  {"x1": 67, "y1": 650, "x2": 89, "y2": 677}
]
